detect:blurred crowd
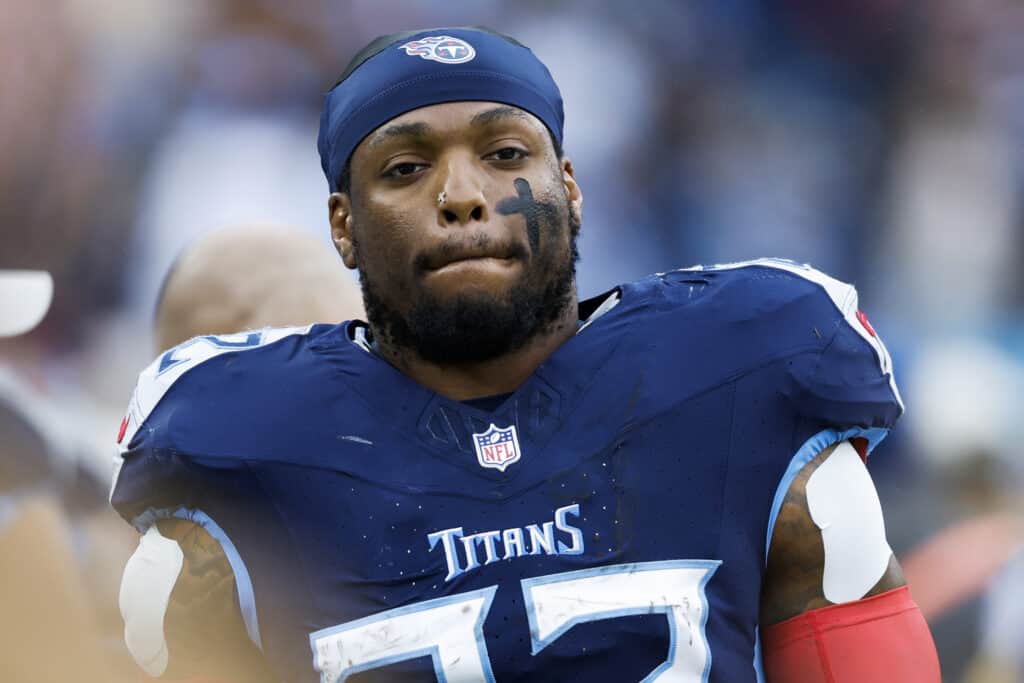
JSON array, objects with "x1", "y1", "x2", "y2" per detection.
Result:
[{"x1": 2, "y1": 0, "x2": 1023, "y2": 680}]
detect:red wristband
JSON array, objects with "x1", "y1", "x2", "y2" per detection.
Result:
[{"x1": 762, "y1": 586, "x2": 940, "y2": 682}]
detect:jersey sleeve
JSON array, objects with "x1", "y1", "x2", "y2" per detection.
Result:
[
  {"x1": 112, "y1": 420, "x2": 268, "y2": 660},
  {"x1": 109, "y1": 326, "x2": 315, "y2": 527},
  {"x1": 109, "y1": 330, "x2": 315, "y2": 656},
  {"x1": 779, "y1": 264, "x2": 903, "y2": 446},
  {"x1": 113, "y1": 332, "x2": 253, "y2": 527}
]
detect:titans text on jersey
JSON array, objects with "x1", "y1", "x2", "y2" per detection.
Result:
[
  {"x1": 428, "y1": 502, "x2": 585, "y2": 582},
  {"x1": 111, "y1": 260, "x2": 902, "y2": 682}
]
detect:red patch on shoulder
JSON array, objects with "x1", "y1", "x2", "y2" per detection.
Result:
[
  {"x1": 856, "y1": 310, "x2": 877, "y2": 338},
  {"x1": 117, "y1": 415, "x2": 129, "y2": 444}
]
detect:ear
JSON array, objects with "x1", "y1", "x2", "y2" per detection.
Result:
[
  {"x1": 561, "y1": 157, "x2": 583, "y2": 225},
  {"x1": 328, "y1": 193, "x2": 358, "y2": 269}
]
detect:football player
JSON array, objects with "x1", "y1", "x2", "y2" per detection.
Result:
[{"x1": 113, "y1": 28, "x2": 940, "y2": 682}]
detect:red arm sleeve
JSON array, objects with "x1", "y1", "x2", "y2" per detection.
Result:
[{"x1": 762, "y1": 586, "x2": 940, "y2": 683}]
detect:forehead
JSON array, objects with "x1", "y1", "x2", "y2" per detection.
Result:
[{"x1": 360, "y1": 101, "x2": 550, "y2": 153}]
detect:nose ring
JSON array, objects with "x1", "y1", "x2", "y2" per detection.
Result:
[{"x1": 437, "y1": 191, "x2": 447, "y2": 206}]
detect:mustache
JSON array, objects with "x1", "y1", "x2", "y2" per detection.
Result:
[{"x1": 415, "y1": 233, "x2": 530, "y2": 272}]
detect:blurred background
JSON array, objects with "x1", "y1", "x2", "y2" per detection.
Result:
[{"x1": 1, "y1": 0, "x2": 1023, "y2": 680}]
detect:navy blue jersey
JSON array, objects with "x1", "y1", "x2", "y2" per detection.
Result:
[{"x1": 111, "y1": 260, "x2": 903, "y2": 683}]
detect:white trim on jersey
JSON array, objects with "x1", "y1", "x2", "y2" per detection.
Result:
[
  {"x1": 680, "y1": 258, "x2": 904, "y2": 413},
  {"x1": 352, "y1": 324, "x2": 373, "y2": 353},
  {"x1": 577, "y1": 290, "x2": 621, "y2": 335}
]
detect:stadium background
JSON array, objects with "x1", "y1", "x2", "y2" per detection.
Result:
[{"x1": 2, "y1": 0, "x2": 1024, "y2": 680}]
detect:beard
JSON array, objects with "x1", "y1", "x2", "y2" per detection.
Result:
[{"x1": 357, "y1": 203, "x2": 580, "y2": 365}]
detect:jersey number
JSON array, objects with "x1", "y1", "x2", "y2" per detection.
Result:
[{"x1": 310, "y1": 559, "x2": 719, "y2": 682}]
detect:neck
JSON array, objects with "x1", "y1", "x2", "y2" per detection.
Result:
[{"x1": 371, "y1": 295, "x2": 579, "y2": 401}]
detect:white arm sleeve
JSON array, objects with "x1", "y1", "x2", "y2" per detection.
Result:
[{"x1": 119, "y1": 525, "x2": 184, "y2": 677}]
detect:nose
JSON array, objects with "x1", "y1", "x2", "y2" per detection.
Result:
[{"x1": 437, "y1": 154, "x2": 489, "y2": 226}]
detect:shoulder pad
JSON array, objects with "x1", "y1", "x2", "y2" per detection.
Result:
[
  {"x1": 111, "y1": 326, "x2": 314, "y2": 497},
  {"x1": 118, "y1": 326, "x2": 314, "y2": 452},
  {"x1": 680, "y1": 258, "x2": 901, "y2": 409}
]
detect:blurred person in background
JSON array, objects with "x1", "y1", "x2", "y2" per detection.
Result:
[
  {"x1": 870, "y1": 0, "x2": 1024, "y2": 335},
  {"x1": 0, "y1": 363, "x2": 145, "y2": 683},
  {"x1": 0, "y1": 2, "x2": 109, "y2": 352},
  {"x1": 128, "y1": 1, "x2": 337, "y2": 328},
  {"x1": 896, "y1": 339, "x2": 1024, "y2": 681},
  {"x1": 0, "y1": 270, "x2": 120, "y2": 682},
  {"x1": 966, "y1": 547, "x2": 1024, "y2": 683},
  {"x1": 154, "y1": 224, "x2": 364, "y2": 352}
]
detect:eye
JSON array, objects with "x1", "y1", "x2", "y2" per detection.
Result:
[
  {"x1": 484, "y1": 147, "x2": 528, "y2": 162},
  {"x1": 382, "y1": 162, "x2": 428, "y2": 179}
]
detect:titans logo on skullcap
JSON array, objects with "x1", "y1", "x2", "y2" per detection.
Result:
[{"x1": 398, "y1": 35, "x2": 476, "y2": 64}]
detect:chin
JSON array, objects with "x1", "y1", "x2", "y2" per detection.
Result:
[
  {"x1": 405, "y1": 285, "x2": 539, "y2": 364},
  {"x1": 361, "y1": 242, "x2": 576, "y2": 364}
]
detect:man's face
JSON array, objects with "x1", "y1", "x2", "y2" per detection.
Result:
[{"x1": 330, "y1": 101, "x2": 583, "y2": 364}]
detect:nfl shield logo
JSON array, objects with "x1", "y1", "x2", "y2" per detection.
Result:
[{"x1": 472, "y1": 423, "x2": 521, "y2": 472}]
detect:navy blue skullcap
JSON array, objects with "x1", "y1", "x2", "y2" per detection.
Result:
[{"x1": 318, "y1": 27, "x2": 564, "y2": 192}]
